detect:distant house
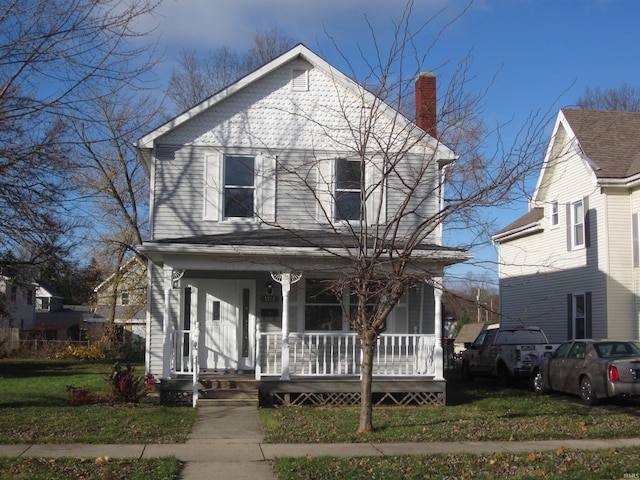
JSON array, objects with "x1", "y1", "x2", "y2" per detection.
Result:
[
  {"x1": 85, "y1": 257, "x2": 147, "y2": 345},
  {"x1": 0, "y1": 275, "x2": 36, "y2": 330},
  {"x1": 494, "y1": 109, "x2": 640, "y2": 342},
  {"x1": 35, "y1": 284, "x2": 64, "y2": 313}
]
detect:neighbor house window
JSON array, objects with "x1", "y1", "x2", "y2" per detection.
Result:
[
  {"x1": 334, "y1": 158, "x2": 361, "y2": 221},
  {"x1": 224, "y1": 155, "x2": 255, "y2": 218},
  {"x1": 121, "y1": 291, "x2": 129, "y2": 306},
  {"x1": 304, "y1": 279, "x2": 343, "y2": 330},
  {"x1": 567, "y1": 292, "x2": 591, "y2": 340},
  {"x1": 550, "y1": 200, "x2": 559, "y2": 227},
  {"x1": 571, "y1": 199, "x2": 584, "y2": 248}
]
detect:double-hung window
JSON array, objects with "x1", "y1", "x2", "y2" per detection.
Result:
[
  {"x1": 334, "y1": 158, "x2": 361, "y2": 221},
  {"x1": 205, "y1": 153, "x2": 275, "y2": 222},
  {"x1": 571, "y1": 199, "x2": 584, "y2": 248},
  {"x1": 550, "y1": 200, "x2": 559, "y2": 228},
  {"x1": 304, "y1": 279, "x2": 343, "y2": 331},
  {"x1": 224, "y1": 155, "x2": 255, "y2": 218}
]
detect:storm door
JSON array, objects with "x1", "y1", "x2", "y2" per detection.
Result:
[{"x1": 199, "y1": 280, "x2": 255, "y2": 372}]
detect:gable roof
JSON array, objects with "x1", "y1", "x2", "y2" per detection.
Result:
[
  {"x1": 493, "y1": 207, "x2": 544, "y2": 242},
  {"x1": 495, "y1": 108, "x2": 640, "y2": 243},
  {"x1": 561, "y1": 108, "x2": 640, "y2": 180},
  {"x1": 134, "y1": 43, "x2": 455, "y2": 169},
  {"x1": 455, "y1": 322, "x2": 488, "y2": 343}
]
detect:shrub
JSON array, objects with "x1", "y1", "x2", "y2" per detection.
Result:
[{"x1": 107, "y1": 362, "x2": 152, "y2": 404}]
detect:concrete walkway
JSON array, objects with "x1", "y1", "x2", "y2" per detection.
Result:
[{"x1": 3, "y1": 406, "x2": 640, "y2": 479}]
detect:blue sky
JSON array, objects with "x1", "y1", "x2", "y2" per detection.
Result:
[{"x1": 144, "y1": 0, "x2": 639, "y2": 284}]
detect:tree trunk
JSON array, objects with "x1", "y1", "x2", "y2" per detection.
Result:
[{"x1": 358, "y1": 331, "x2": 376, "y2": 433}]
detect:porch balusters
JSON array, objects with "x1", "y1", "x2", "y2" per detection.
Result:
[{"x1": 255, "y1": 332, "x2": 438, "y2": 378}]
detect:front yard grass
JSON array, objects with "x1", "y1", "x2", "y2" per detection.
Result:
[
  {"x1": 0, "y1": 456, "x2": 180, "y2": 480},
  {"x1": 274, "y1": 446, "x2": 640, "y2": 480},
  {"x1": 259, "y1": 376, "x2": 640, "y2": 443},
  {"x1": 0, "y1": 359, "x2": 197, "y2": 444}
]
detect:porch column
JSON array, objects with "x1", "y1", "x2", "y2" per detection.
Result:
[
  {"x1": 162, "y1": 266, "x2": 173, "y2": 380},
  {"x1": 433, "y1": 278, "x2": 444, "y2": 380},
  {"x1": 271, "y1": 272, "x2": 302, "y2": 381}
]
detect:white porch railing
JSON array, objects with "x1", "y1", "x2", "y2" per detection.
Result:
[
  {"x1": 169, "y1": 329, "x2": 438, "y2": 380},
  {"x1": 255, "y1": 331, "x2": 438, "y2": 379}
]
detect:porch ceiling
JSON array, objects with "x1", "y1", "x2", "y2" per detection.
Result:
[{"x1": 139, "y1": 229, "x2": 471, "y2": 272}]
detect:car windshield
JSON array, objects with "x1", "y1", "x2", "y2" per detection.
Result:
[
  {"x1": 495, "y1": 330, "x2": 546, "y2": 345},
  {"x1": 594, "y1": 342, "x2": 640, "y2": 358}
]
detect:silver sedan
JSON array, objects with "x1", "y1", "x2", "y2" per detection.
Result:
[{"x1": 532, "y1": 339, "x2": 640, "y2": 405}]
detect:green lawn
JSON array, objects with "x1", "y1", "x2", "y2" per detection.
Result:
[
  {"x1": 260, "y1": 376, "x2": 640, "y2": 443},
  {"x1": 0, "y1": 359, "x2": 197, "y2": 444}
]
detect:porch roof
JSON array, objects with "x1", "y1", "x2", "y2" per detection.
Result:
[{"x1": 140, "y1": 229, "x2": 471, "y2": 269}]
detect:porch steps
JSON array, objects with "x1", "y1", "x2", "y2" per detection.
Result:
[{"x1": 197, "y1": 375, "x2": 259, "y2": 407}]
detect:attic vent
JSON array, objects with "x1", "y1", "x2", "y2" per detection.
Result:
[{"x1": 291, "y1": 69, "x2": 308, "y2": 91}]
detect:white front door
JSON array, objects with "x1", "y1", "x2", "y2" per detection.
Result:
[{"x1": 199, "y1": 280, "x2": 255, "y2": 372}]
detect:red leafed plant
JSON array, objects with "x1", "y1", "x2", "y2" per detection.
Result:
[{"x1": 107, "y1": 362, "x2": 153, "y2": 404}]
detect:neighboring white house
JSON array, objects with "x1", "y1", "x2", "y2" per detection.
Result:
[
  {"x1": 135, "y1": 44, "x2": 468, "y2": 407},
  {"x1": 0, "y1": 275, "x2": 36, "y2": 330},
  {"x1": 85, "y1": 257, "x2": 147, "y2": 345},
  {"x1": 494, "y1": 108, "x2": 640, "y2": 343},
  {"x1": 35, "y1": 284, "x2": 64, "y2": 313}
]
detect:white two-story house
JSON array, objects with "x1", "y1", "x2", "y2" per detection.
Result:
[
  {"x1": 135, "y1": 44, "x2": 468, "y2": 407},
  {"x1": 494, "y1": 108, "x2": 640, "y2": 343}
]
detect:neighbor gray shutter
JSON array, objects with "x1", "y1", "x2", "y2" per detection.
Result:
[
  {"x1": 583, "y1": 196, "x2": 590, "y2": 248},
  {"x1": 567, "y1": 294, "x2": 573, "y2": 340},
  {"x1": 633, "y1": 213, "x2": 639, "y2": 267},
  {"x1": 566, "y1": 203, "x2": 572, "y2": 251},
  {"x1": 585, "y1": 292, "x2": 592, "y2": 339}
]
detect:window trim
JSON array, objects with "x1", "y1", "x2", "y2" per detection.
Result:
[
  {"x1": 571, "y1": 199, "x2": 585, "y2": 249},
  {"x1": 223, "y1": 155, "x2": 256, "y2": 220},
  {"x1": 550, "y1": 199, "x2": 559, "y2": 228},
  {"x1": 204, "y1": 152, "x2": 275, "y2": 223},
  {"x1": 334, "y1": 157, "x2": 362, "y2": 222}
]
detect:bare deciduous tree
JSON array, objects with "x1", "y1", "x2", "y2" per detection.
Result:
[
  {"x1": 167, "y1": 27, "x2": 294, "y2": 112},
  {"x1": 0, "y1": 0, "x2": 159, "y2": 261},
  {"x1": 577, "y1": 83, "x2": 640, "y2": 112},
  {"x1": 266, "y1": 3, "x2": 550, "y2": 433}
]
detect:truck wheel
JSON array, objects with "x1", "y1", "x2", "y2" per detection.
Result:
[
  {"x1": 461, "y1": 361, "x2": 473, "y2": 381},
  {"x1": 580, "y1": 376, "x2": 599, "y2": 406},
  {"x1": 532, "y1": 369, "x2": 547, "y2": 395},
  {"x1": 497, "y1": 364, "x2": 510, "y2": 388}
]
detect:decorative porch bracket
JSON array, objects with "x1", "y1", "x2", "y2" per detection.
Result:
[
  {"x1": 162, "y1": 267, "x2": 185, "y2": 380},
  {"x1": 270, "y1": 271, "x2": 302, "y2": 380}
]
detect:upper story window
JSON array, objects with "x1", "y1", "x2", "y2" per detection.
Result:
[
  {"x1": 121, "y1": 291, "x2": 129, "y2": 306},
  {"x1": 550, "y1": 200, "x2": 559, "y2": 228},
  {"x1": 335, "y1": 158, "x2": 361, "y2": 221},
  {"x1": 571, "y1": 199, "x2": 584, "y2": 248},
  {"x1": 204, "y1": 152, "x2": 275, "y2": 223},
  {"x1": 224, "y1": 155, "x2": 255, "y2": 218}
]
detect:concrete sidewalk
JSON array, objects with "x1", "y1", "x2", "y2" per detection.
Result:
[{"x1": 3, "y1": 406, "x2": 640, "y2": 479}]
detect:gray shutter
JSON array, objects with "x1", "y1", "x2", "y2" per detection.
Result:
[
  {"x1": 566, "y1": 203, "x2": 572, "y2": 251},
  {"x1": 583, "y1": 196, "x2": 590, "y2": 248},
  {"x1": 585, "y1": 292, "x2": 592, "y2": 338},
  {"x1": 567, "y1": 294, "x2": 573, "y2": 340},
  {"x1": 633, "y1": 213, "x2": 639, "y2": 267}
]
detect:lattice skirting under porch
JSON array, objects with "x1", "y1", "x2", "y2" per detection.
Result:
[{"x1": 259, "y1": 379, "x2": 446, "y2": 407}]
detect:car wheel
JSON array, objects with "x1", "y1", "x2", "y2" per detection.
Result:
[
  {"x1": 580, "y1": 376, "x2": 599, "y2": 406},
  {"x1": 461, "y1": 361, "x2": 473, "y2": 381},
  {"x1": 532, "y1": 369, "x2": 547, "y2": 395}
]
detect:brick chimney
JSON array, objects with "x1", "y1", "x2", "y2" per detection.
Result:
[{"x1": 415, "y1": 72, "x2": 437, "y2": 138}]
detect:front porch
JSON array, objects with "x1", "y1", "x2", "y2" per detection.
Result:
[{"x1": 162, "y1": 328, "x2": 446, "y2": 407}]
